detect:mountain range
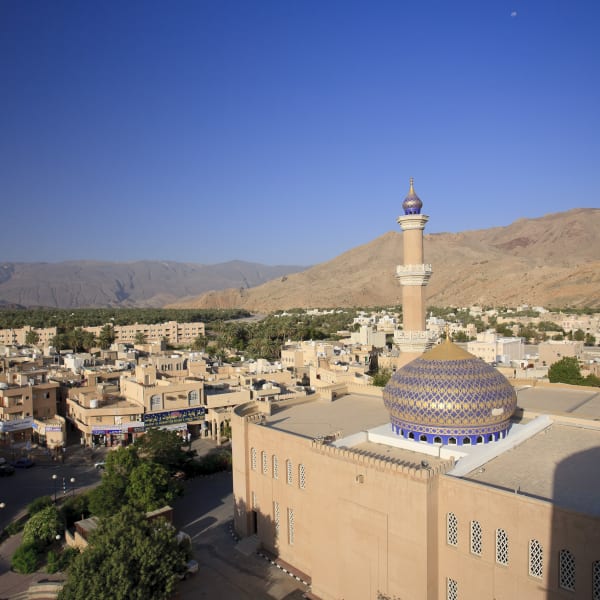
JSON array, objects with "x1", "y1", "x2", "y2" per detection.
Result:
[
  {"x1": 1, "y1": 208, "x2": 598, "y2": 311},
  {"x1": 168, "y1": 208, "x2": 600, "y2": 311}
]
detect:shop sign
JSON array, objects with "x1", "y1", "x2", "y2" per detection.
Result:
[
  {"x1": 143, "y1": 406, "x2": 206, "y2": 429},
  {"x1": 45, "y1": 425, "x2": 63, "y2": 432},
  {"x1": 0, "y1": 416, "x2": 33, "y2": 433},
  {"x1": 92, "y1": 426, "x2": 124, "y2": 435}
]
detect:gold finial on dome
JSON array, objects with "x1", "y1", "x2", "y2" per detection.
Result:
[{"x1": 409, "y1": 177, "x2": 415, "y2": 192}]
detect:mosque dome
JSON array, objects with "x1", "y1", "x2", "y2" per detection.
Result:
[
  {"x1": 382, "y1": 339, "x2": 517, "y2": 446},
  {"x1": 402, "y1": 178, "x2": 423, "y2": 215}
]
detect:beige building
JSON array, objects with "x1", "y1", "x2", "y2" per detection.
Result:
[
  {"x1": 85, "y1": 321, "x2": 205, "y2": 346},
  {"x1": 539, "y1": 340, "x2": 584, "y2": 367},
  {"x1": 467, "y1": 331, "x2": 525, "y2": 364},
  {"x1": 0, "y1": 325, "x2": 57, "y2": 347}
]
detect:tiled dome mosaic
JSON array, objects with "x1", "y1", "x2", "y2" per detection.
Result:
[{"x1": 383, "y1": 340, "x2": 517, "y2": 446}]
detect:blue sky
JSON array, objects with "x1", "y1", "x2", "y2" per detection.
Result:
[{"x1": 1, "y1": 0, "x2": 598, "y2": 266}]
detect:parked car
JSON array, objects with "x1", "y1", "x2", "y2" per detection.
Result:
[
  {"x1": 94, "y1": 461, "x2": 106, "y2": 470},
  {"x1": 12, "y1": 457, "x2": 35, "y2": 468},
  {"x1": 0, "y1": 464, "x2": 15, "y2": 476},
  {"x1": 177, "y1": 559, "x2": 199, "y2": 580}
]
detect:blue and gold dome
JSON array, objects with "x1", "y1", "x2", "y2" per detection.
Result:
[
  {"x1": 383, "y1": 339, "x2": 517, "y2": 446},
  {"x1": 402, "y1": 177, "x2": 423, "y2": 215}
]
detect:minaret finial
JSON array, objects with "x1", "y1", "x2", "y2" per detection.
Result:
[{"x1": 409, "y1": 177, "x2": 414, "y2": 191}]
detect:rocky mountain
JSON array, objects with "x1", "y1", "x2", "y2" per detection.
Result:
[
  {"x1": 0, "y1": 260, "x2": 307, "y2": 309},
  {"x1": 168, "y1": 208, "x2": 600, "y2": 311}
]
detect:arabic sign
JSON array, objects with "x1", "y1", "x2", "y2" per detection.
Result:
[
  {"x1": 0, "y1": 416, "x2": 34, "y2": 433},
  {"x1": 143, "y1": 406, "x2": 206, "y2": 429}
]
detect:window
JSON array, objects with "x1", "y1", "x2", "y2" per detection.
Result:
[
  {"x1": 470, "y1": 521, "x2": 482, "y2": 556},
  {"x1": 251, "y1": 491, "x2": 257, "y2": 509},
  {"x1": 287, "y1": 508, "x2": 295, "y2": 545},
  {"x1": 529, "y1": 539, "x2": 543, "y2": 579},
  {"x1": 559, "y1": 549, "x2": 575, "y2": 591},
  {"x1": 298, "y1": 463, "x2": 306, "y2": 489},
  {"x1": 593, "y1": 561, "x2": 600, "y2": 600},
  {"x1": 250, "y1": 447, "x2": 257, "y2": 471},
  {"x1": 286, "y1": 459, "x2": 293, "y2": 485},
  {"x1": 495, "y1": 529, "x2": 509, "y2": 566},
  {"x1": 188, "y1": 390, "x2": 200, "y2": 406},
  {"x1": 272, "y1": 455, "x2": 279, "y2": 480},
  {"x1": 150, "y1": 394, "x2": 162, "y2": 411},
  {"x1": 447, "y1": 512, "x2": 458, "y2": 547},
  {"x1": 261, "y1": 451, "x2": 268, "y2": 475},
  {"x1": 446, "y1": 578, "x2": 458, "y2": 600},
  {"x1": 273, "y1": 501, "x2": 280, "y2": 538}
]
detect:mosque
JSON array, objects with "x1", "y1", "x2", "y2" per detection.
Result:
[{"x1": 232, "y1": 181, "x2": 600, "y2": 600}]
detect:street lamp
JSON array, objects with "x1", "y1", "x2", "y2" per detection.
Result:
[{"x1": 51, "y1": 474, "x2": 76, "y2": 502}]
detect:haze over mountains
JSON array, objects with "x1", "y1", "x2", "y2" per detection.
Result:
[{"x1": 1, "y1": 209, "x2": 599, "y2": 311}]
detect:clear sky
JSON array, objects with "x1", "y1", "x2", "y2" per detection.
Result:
[{"x1": 1, "y1": 0, "x2": 598, "y2": 266}]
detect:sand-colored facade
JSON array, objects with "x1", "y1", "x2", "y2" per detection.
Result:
[{"x1": 232, "y1": 394, "x2": 600, "y2": 600}]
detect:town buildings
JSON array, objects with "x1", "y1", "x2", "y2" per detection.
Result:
[{"x1": 232, "y1": 181, "x2": 600, "y2": 600}]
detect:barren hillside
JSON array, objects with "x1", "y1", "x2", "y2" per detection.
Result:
[{"x1": 168, "y1": 208, "x2": 600, "y2": 311}]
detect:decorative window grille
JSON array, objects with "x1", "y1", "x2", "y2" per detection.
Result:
[
  {"x1": 188, "y1": 390, "x2": 199, "y2": 406},
  {"x1": 593, "y1": 561, "x2": 600, "y2": 600},
  {"x1": 559, "y1": 549, "x2": 575, "y2": 591},
  {"x1": 261, "y1": 451, "x2": 268, "y2": 475},
  {"x1": 273, "y1": 501, "x2": 280, "y2": 537},
  {"x1": 447, "y1": 512, "x2": 458, "y2": 547},
  {"x1": 250, "y1": 447, "x2": 257, "y2": 471},
  {"x1": 287, "y1": 508, "x2": 295, "y2": 545},
  {"x1": 272, "y1": 455, "x2": 279, "y2": 480},
  {"x1": 298, "y1": 463, "x2": 306, "y2": 489},
  {"x1": 286, "y1": 459, "x2": 293, "y2": 485},
  {"x1": 446, "y1": 577, "x2": 458, "y2": 600},
  {"x1": 529, "y1": 539, "x2": 543, "y2": 579},
  {"x1": 470, "y1": 521, "x2": 482, "y2": 556},
  {"x1": 495, "y1": 529, "x2": 509, "y2": 566},
  {"x1": 251, "y1": 491, "x2": 257, "y2": 509}
]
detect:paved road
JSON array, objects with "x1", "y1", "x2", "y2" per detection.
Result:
[{"x1": 173, "y1": 472, "x2": 307, "y2": 600}]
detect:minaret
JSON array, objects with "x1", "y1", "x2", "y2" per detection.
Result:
[{"x1": 393, "y1": 179, "x2": 436, "y2": 358}]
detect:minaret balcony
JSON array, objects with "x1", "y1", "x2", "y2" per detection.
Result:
[{"x1": 395, "y1": 264, "x2": 433, "y2": 286}]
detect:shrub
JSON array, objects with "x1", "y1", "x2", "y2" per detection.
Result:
[
  {"x1": 47, "y1": 550, "x2": 60, "y2": 574},
  {"x1": 11, "y1": 543, "x2": 39, "y2": 574},
  {"x1": 27, "y1": 496, "x2": 53, "y2": 516}
]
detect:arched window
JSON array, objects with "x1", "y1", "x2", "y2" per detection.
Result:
[
  {"x1": 150, "y1": 394, "x2": 162, "y2": 411},
  {"x1": 419, "y1": 434, "x2": 427, "y2": 441},
  {"x1": 470, "y1": 520, "x2": 482, "y2": 556},
  {"x1": 434, "y1": 436, "x2": 442, "y2": 444},
  {"x1": 408, "y1": 432, "x2": 415, "y2": 440},
  {"x1": 495, "y1": 528, "x2": 509, "y2": 566},
  {"x1": 298, "y1": 463, "x2": 306, "y2": 489},
  {"x1": 559, "y1": 549, "x2": 575, "y2": 591},
  {"x1": 286, "y1": 459, "x2": 293, "y2": 485},
  {"x1": 446, "y1": 512, "x2": 458, "y2": 547},
  {"x1": 529, "y1": 539, "x2": 543, "y2": 578},
  {"x1": 449, "y1": 437, "x2": 457, "y2": 445},
  {"x1": 476, "y1": 436, "x2": 483, "y2": 444},
  {"x1": 272, "y1": 455, "x2": 279, "y2": 480},
  {"x1": 463, "y1": 437, "x2": 471, "y2": 445},
  {"x1": 261, "y1": 451, "x2": 268, "y2": 475},
  {"x1": 250, "y1": 447, "x2": 257, "y2": 471},
  {"x1": 188, "y1": 390, "x2": 200, "y2": 406}
]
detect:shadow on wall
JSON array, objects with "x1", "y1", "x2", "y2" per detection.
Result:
[{"x1": 548, "y1": 447, "x2": 600, "y2": 599}]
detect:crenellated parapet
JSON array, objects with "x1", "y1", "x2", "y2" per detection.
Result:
[{"x1": 310, "y1": 439, "x2": 454, "y2": 480}]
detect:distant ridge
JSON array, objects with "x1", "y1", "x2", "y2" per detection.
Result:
[
  {"x1": 0, "y1": 260, "x2": 307, "y2": 309},
  {"x1": 167, "y1": 208, "x2": 600, "y2": 311}
]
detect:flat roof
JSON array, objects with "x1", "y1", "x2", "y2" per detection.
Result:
[
  {"x1": 463, "y1": 422, "x2": 600, "y2": 516},
  {"x1": 267, "y1": 394, "x2": 389, "y2": 440},
  {"x1": 517, "y1": 385, "x2": 600, "y2": 419}
]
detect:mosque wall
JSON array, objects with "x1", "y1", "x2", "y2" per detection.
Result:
[{"x1": 438, "y1": 475, "x2": 600, "y2": 599}]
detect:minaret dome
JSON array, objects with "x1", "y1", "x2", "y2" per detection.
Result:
[{"x1": 402, "y1": 177, "x2": 423, "y2": 215}]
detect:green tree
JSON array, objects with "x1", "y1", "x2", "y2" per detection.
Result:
[
  {"x1": 22, "y1": 505, "x2": 62, "y2": 549},
  {"x1": 127, "y1": 462, "x2": 181, "y2": 512},
  {"x1": 11, "y1": 543, "x2": 39, "y2": 574},
  {"x1": 97, "y1": 324, "x2": 116, "y2": 350},
  {"x1": 191, "y1": 334, "x2": 207, "y2": 352},
  {"x1": 134, "y1": 429, "x2": 187, "y2": 471},
  {"x1": 134, "y1": 331, "x2": 147, "y2": 345},
  {"x1": 585, "y1": 333, "x2": 596, "y2": 346},
  {"x1": 58, "y1": 508, "x2": 186, "y2": 600},
  {"x1": 371, "y1": 368, "x2": 392, "y2": 387},
  {"x1": 25, "y1": 329, "x2": 40, "y2": 346},
  {"x1": 573, "y1": 329, "x2": 586, "y2": 342},
  {"x1": 548, "y1": 357, "x2": 583, "y2": 385}
]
